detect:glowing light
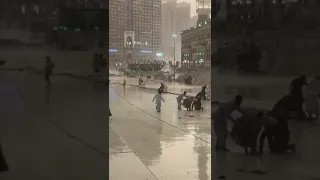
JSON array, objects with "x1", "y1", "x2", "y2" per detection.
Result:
[
  {"x1": 141, "y1": 50, "x2": 152, "y2": 53},
  {"x1": 109, "y1": 49, "x2": 118, "y2": 52}
]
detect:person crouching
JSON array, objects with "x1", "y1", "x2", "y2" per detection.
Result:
[{"x1": 212, "y1": 95, "x2": 243, "y2": 151}]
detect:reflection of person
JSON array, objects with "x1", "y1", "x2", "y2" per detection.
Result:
[
  {"x1": 212, "y1": 95, "x2": 243, "y2": 151},
  {"x1": 176, "y1": 92, "x2": 186, "y2": 110}
]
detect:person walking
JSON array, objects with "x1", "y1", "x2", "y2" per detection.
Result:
[
  {"x1": 123, "y1": 79, "x2": 126, "y2": 89},
  {"x1": 212, "y1": 95, "x2": 243, "y2": 151},
  {"x1": 44, "y1": 56, "x2": 55, "y2": 85},
  {"x1": 176, "y1": 92, "x2": 187, "y2": 110},
  {"x1": 152, "y1": 90, "x2": 165, "y2": 112}
]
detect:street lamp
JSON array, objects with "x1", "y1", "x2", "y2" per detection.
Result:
[{"x1": 172, "y1": 34, "x2": 177, "y2": 80}]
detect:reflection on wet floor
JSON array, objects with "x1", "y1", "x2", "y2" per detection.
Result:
[
  {"x1": 109, "y1": 127, "x2": 158, "y2": 180},
  {"x1": 113, "y1": 83, "x2": 320, "y2": 179},
  {"x1": 224, "y1": 85, "x2": 289, "y2": 101},
  {"x1": 110, "y1": 85, "x2": 211, "y2": 180},
  {"x1": 16, "y1": 71, "x2": 320, "y2": 179}
]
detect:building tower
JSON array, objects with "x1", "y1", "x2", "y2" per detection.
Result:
[
  {"x1": 109, "y1": 0, "x2": 162, "y2": 66},
  {"x1": 161, "y1": 0, "x2": 177, "y2": 62},
  {"x1": 196, "y1": 0, "x2": 211, "y2": 25}
]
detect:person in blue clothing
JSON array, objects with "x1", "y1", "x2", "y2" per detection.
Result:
[
  {"x1": 212, "y1": 95, "x2": 243, "y2": 151},
  {"x1": 152, "y1": 90, "x2": 165, "y2": 112}
]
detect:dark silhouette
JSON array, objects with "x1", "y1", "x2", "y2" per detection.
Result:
[
  {"x1": 185, "y1": 75, "x2": 192, "y2": 85},
  {"x1": 192, "y1": 95, "x2": 204, "y2": 110},
  {"x1": 289, "y1": 76, "x2": 307, "y2": 119},
  {"x1": 44, "y1": 56, "x2": 55, "y2": 85},
  {"x1": 259, "y1": 95, "x2": 296, "y2": 153},
  {"x1": 213, "y1": 95, "x2": 243, "y2": 151}
]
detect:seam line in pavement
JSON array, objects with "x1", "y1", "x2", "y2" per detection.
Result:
[
  {"x1": 109, "y1": 124, "x2": 159, "y2": 180},
  {"x1": 13, "y1": 71, "x2": 108, "y2": 158},
  {"x1": 112, "y1": 85, "x2": 211, "y2": 144},
  {"x1": 109, "y1": 151, "x2": 133, "y2": 155}
]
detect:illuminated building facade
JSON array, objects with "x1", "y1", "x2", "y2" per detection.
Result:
[
  {"x1": 109, "y1": 0, "x2": 162, "y2": 66},
  {"x1": 181, "y1": 0, "x2": 211, "y2": 70},
  {"x1": 161, "y1": 0, "x2": 191, "y2": 62}
]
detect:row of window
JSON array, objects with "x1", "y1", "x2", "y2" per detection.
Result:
[
  {"x1": 183, "y1": 52, "x2": 206, "y2": 57},
  {"x1": 182, "y1": 36, "x2": 210, "y2": 45}
]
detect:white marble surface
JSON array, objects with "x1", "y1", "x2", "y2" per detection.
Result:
[{"x1": 109, "y1": 84, "x2": 211, "y2": 180}]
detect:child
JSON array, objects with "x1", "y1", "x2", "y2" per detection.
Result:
[
  {"x1": 176, "y1": 92, "x2": 187, "y2": 110},
  {"x1": 152, "y1": 90, "x2": 165, "y2": 112}
]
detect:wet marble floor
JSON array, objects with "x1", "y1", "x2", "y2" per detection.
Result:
[
  {"x1": 109, "y1": 84, "x2": 211, "y2": 180},
  {"x1": 4, "y1": 69, "x2": 320, "y2": 180},
  {"x1": 0, "y1": 71, "x2": 108, "y2": 179}
]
